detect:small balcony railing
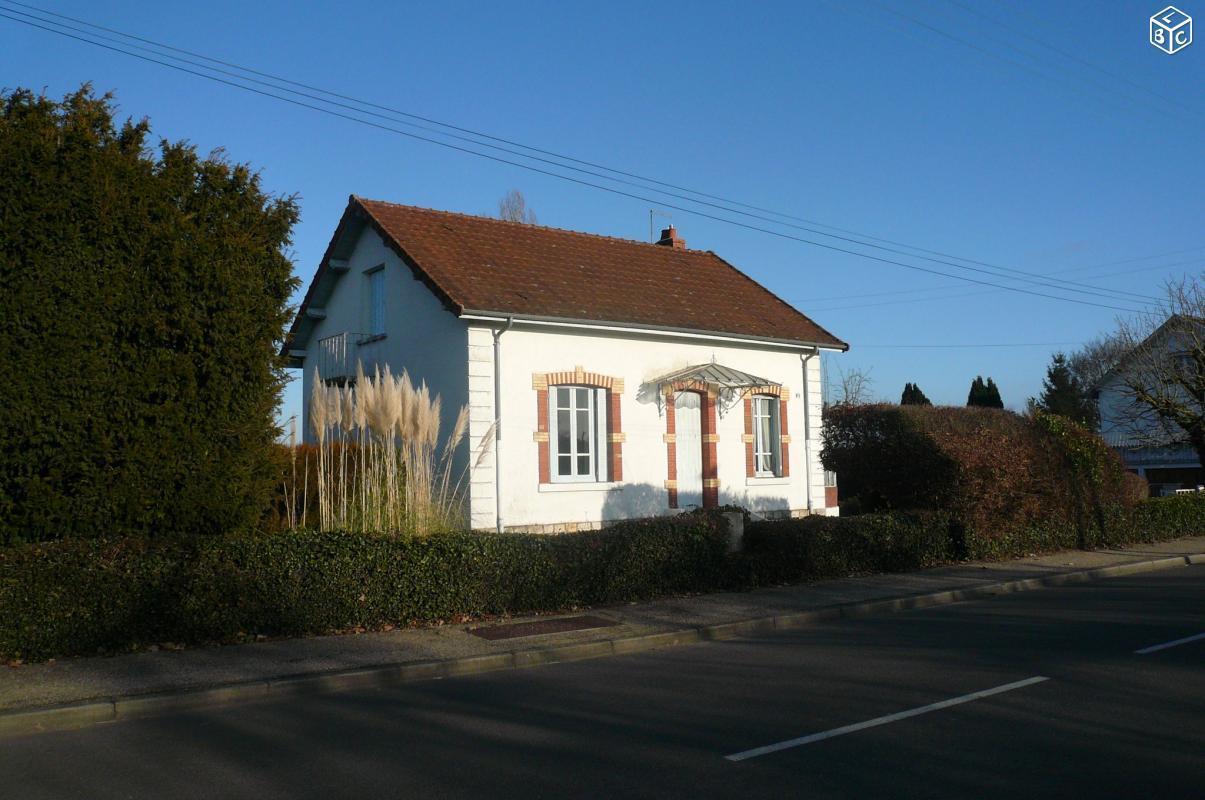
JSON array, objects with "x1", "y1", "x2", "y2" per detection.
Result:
[{"x1": 316, "y1": 332, "x2": 373, "y2": 383}]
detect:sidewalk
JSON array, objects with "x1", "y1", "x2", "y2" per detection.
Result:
[{"x1": 3, "y1": 536, "x2": 1204, "y2": 736}]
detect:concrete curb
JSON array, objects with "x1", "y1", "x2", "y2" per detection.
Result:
[{"x1": 2, "y1": 551, "x2": 1201, "y2": 739}]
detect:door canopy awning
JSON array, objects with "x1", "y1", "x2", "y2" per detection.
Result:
[{"x1": 654, "y1": 363, "x2": 780, "y2": 391}]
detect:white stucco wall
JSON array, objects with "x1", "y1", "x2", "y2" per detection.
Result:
[
  {"x1": 1097, "y1": 372, "x2": 1137, "y2": 444},
  {"x1": 467, "y1": 323, "x2": 832, "y2": 531},
  {"x1": 1096, "y1": 348, "x2": 1201, "y2": 476},
  {"x1": 299, "y1": 229, "x2": 469, "y2": 482},
  {"x1": 1097, "y1": 334, "x2": 1192, "y2": 448}
]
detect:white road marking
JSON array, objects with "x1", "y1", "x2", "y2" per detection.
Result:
[
  {"x1": 724, "y1": 676, "x2": 1050, "y2": 762},
  {"x1": 1135, "y1": 632, "x2": 1205, "y2": 655}
]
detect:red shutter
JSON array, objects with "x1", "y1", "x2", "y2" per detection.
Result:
[
  {"x1": 779, "y1": 397, "x2": 790, "y2": 478},
  {"x1": 665, "y1": 392, "x2": 677, "y2": 509},
  {"x1": 536, "y1": 387, "x2": 550, "y2": 484}
]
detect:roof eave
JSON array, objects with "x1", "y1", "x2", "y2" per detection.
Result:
[
  {"x1": 281, "y1": 196, "x2": 468, "y2": 363},
  {"x1": 279, "y1": 196, "x2": 366, "y2": 359},
  {"x1": 459, "y1": 309, "x2": 850, "y2": 352}
]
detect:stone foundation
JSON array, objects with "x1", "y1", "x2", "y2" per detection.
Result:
[{"x1": 482, "y1": 506, "x2": 833, "y2": 535}]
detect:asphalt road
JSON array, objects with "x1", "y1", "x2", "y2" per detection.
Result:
[{"x1": 4, "y1": 565, "x2": 1204, "y2": 799}]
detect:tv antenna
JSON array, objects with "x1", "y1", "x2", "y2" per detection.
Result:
[{"x1": 649, "y1": 209, "x2": 672, "y2": 243}]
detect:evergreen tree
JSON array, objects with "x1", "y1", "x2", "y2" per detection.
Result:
[
  {"x1": 1032, "y1": 353, "x2": 1097, "y2": 425},
  {"x1": 0, "y1": 87, "x2": 299, "y2": 543},
  {"x1": 983, "y1": 378, "x2": 1004, "y2": 408},
  {"x1": 967, "y1": 376, "x2": 986, "y2": 406},
  {"x1": 900, "y1": 382, "x2": 932, "y2": 405},
  {"x1": 967, "y1": 376, "x2": 1004, "y2": 408}
]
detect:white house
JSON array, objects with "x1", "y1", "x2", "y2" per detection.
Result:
[
  {"x1": 284, "y1": 197, "x2": 848, "y2": 532},
  {"x1": 1095, "y1": 315, "x2": 1204, "y2": 494}
]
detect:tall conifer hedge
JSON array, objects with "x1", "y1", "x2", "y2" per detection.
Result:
[{"x1": 0, "y1": 88, "x2": 299, "y2": 544}]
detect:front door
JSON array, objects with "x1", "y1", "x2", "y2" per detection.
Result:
[{"x1": 674, "y1": 391, "x2": 704, "y2": 509}]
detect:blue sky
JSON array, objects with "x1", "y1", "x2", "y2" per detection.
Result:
[{"x1": 3, "y1": 0, "x2": 1202, "y2": 424}]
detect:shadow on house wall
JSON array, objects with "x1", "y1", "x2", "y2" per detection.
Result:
[
  {"x1": 720, "y1": 490, "x2": 793, "y2": 517},
  {"x1": 598, "y1": 483, "x2": 788, "y2": 524},
  {"x1": 599, "y1": 482, "x2": 672, "y2": 521}
]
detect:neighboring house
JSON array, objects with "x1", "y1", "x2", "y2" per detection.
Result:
[
  {"x1": 1095, "y1": 315, "x2": 1204, "y2": 495},
  {"x1": 284, "y1": 196, "x2": 848, "y2": 532}
]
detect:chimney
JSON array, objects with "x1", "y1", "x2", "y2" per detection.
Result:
[{"x1": 656, "y1": 225, "x2": 686, "y2": 250}]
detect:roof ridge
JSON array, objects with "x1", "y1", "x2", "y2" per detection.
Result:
[{"x1": 353, "y1": 195, "x2": 712, "y2": 255}]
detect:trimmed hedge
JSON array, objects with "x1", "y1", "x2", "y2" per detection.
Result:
[
  {"x1": 4, "y1": 498, "x2": 1203, "y2": 663},
  {"x1": 743, "y1": 495, "x2": 1205, "y2": 579},
  {"x1": 821, "y1": 405, "x2": 1140, "y2": 551},
  {"x1": 741, "y1": 511, "x2": 956, "y2": 585},
  {"x1": 0, "y1": 513, "x2": 728, "y2": 661}
]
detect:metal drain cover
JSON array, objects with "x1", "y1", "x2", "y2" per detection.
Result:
[{"x1": 469, "y1": 615, "x2": 619, "y2": 641}]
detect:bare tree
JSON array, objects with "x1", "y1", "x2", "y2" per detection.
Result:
[
  {"x1": 1106, "y1": 276, "x2": 1205, "y2": 464},
  {"x1": 1068, "y1": 332, "x2": 1130, "y2": 391},
  {"x1": 829, "y1": 365, "x2": 875, "y2": 407},
  {"x1": 497, "y1": 190, "x2": 537, "y2": 224}
]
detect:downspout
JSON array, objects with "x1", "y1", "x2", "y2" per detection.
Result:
[
  {"x1": 800, "y1": 351, "x2": 816, "y2": 512},
  {"x1": 492, "y1": 316, "x2": 514, "y2": 533}
]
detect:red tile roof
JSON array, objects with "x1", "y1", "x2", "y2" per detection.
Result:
[{"x1": 288, "y1": 197, "x2": 847, "y2": 352}]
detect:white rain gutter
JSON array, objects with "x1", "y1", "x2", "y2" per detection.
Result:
[
  {"x1": 461, "y1": 312, "x2": 848, "y2": 353},
  {"x1": 491, "y1": 315, "x2": 514, "y2": 533},
  {"x1": 800, "y1": 350, "x2": 817, "y2": 512}
]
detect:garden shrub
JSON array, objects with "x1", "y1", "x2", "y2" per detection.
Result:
[
  {"x1": 0, "y1": 88, "x2": 298, "y2": 545},
  {"x1": 822, "y1": 405, "x2": 1140, "y2": 552},
  {"x1": 741, "y1": 496, "x2": 1205, "y2": 577},
  {"x1": 821, "y1": 404, "x2": 959, "y2": 511},
  {"x1": 1106, "y1": 494, "x2": 1205, "y2": 545},
  {"x1": 0, "y1": 513, "x2": 729, "y2": 661},
  {"x1": 2, "y1": 498, "x2": 1202, "y2": 662},
  {"x1": 741, "y1": 511, "x2": 956, "y2": 585}
]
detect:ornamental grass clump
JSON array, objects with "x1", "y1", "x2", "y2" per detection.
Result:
[{"x1": 303, "y1": 363, "x2": 486, "y2": 535}]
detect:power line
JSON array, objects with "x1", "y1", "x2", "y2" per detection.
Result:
[
  {"x1": 1, "y1": 0, "x2": 809, "y2": 225},
  {"x1": 943, "y1": 0, "x2": 1203, "y2": 120},
  {"x1": 0, "y1": 3, "x2": 1159, "y2": 306},
  {"x1": 1044, "y1": 245, "x2": 1205, "y2": 275},
  {"x1": 854, "y1": 341, "x2": 1082, "y2": 349},
  {"x1": 0, "y1": 7, "x2": 1149, "y2": 314},
  {"x1": 934, "y1": 1, "x2": 1194, "y2": 122},
  {"x1": 863, "y1": 0, "x2": 1193, "y2": 127},
  {"x1": 808, "y1": 256, "x2": 1205, "y2": 311},
  {"x1": 808, "y1": 251, "x2": 1205, "y2": 303},
  {"x1": 2, "y1": 2, "x2": 1164, "y2": 306}
]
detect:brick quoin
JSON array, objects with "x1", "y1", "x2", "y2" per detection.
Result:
[
  {"x1": 609, "y1": 391, "x2": 623, "y2": 482},
  {"x1": 743, "y1": 396, "x2": 755, "y2": 478},
  {"x1": 702, "y1": 391, "x2": 719, "y2": 508}
]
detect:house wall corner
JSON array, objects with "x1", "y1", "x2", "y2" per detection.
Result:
[{"x1": 467, "y1": 325, "x2": 498, "y2": 531}]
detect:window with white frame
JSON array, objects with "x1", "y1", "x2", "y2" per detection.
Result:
[
  {"x1": 551, "y1": 385, "x2": 608, "y2": 482},
  {"x1": 367, "y1": 267, "x2": 385, "y2": 336},
  {"x1": 753, "y1": 395, "x2": 781, "y2": 477}
]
